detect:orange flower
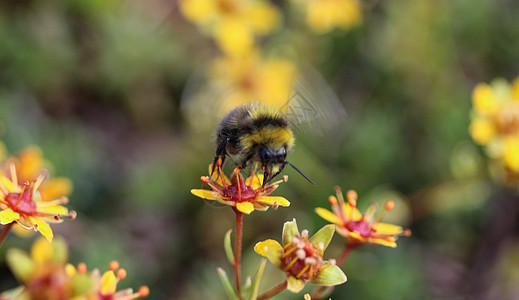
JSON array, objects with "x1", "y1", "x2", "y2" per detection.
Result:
[
  {"x1": 315, "y1": 187, "x2": 410, "y2": 248},
  {"x1": 0, "y1": 164, "x2": 75, "y2": 242},
  {"x1": 191, "y1": 162, "x2": 289, "y2": 214}
]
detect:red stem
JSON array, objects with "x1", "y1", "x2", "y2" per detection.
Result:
[
  {"x1": 0, "y1": 222, "x2": 14, "y2": 248},
  {"x1": 257, "y1": 280, "x2": 287, "y2": 300},
  {"x1": 310, "y1": 243, "x2": 359, "y2": 299},
  {"x1": 234, "y1": 209, "x2": 244, "y2": 300}
]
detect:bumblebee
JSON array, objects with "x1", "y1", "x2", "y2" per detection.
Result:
[{"x1": 212, "y1": 104, "x2": 315, "y2": 185}]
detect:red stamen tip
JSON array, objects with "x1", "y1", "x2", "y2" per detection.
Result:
[
  {"x1": 116, "y1": 268, "x2": 127, "y2": 279},
  {"x1": 138, "y1": 286, "x2": 150, "y2": 298},
  {"x1": 404, "y1": 229, "x2": 412, "y2": 236},
  {"x1": 282, "y1": 175, "x2": 288, "y2": 182},
  {"x1": 78, "y1": 262, "x2": 87, "y2": 274},
  {"x1": 334, "y1": 186, "x2": 342, "y2": 193},
  {"x1": 61, "y1": 197, "x2": 69, "y2": 204},
  {"x1": 69, "y1": 211, "x2": 77, "y2": 220},
  {"x1": 54, "y1": 215, "x2": 60, "y2": 221},
  {"x1": 200, "y1": 176, "x2": 209, "y2": 184},
  {"x1": 109, "y1": 261, "x2": 120, "y2": 271},
  {"x1": 385, "y1": 200, "x2": 395, "y2": 211},
  {"x1": 328, "y1": 196, "x2": 338, "y2": 206}
]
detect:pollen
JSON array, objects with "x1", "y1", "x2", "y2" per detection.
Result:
[
  {"x1": 109, "y1": 261, "x2": 120, "y2": 271},
  {"x1": 117, "y1": 268, "x2": 127, "y2": 280}
]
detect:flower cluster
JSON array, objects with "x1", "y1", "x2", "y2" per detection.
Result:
[
  {"x1": 469, "y1": 77, "x2": 519, "y2": 182},
  {"x1": 3, "y1": 237, "x2": 149, "y2": 300}
]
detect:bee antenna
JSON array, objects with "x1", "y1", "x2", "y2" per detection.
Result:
[{"x1": 286, "y1": 161, "x2": 316, "y2": 185}]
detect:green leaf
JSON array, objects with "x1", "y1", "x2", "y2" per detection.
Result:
[
  {"x1": 308, "y1": 224, "x2": 335, "y2": 254},
  {"x1": 310, "y1": 263, "x2": 347, "y2": 286},
  {"x1": 224, "y1": 229, "x2": 235, "y2": 265},
  {"x1": 217, "y1": 267, "x2": 239, "y2": 300},
  {"x1": 282, "y1": 219, "x2": 299, "y2": 246},
  {"x1": 247, "y1": 258, "x2": 267, "y2": 300},
  {"x1": 0, "y1": 286, "x2": 24, "y2": 299}
]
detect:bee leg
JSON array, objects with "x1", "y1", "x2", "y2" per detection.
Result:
[
  {"x1": 212, "y1": 138, "x2": 229, "y2": 177},
  {"x1": 236, "y1": 154, "x2": 253, "y2": 170}
]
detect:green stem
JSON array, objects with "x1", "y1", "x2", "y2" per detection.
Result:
[
  {"x1": 0, "y1": 222, "x2": 14, "y2": 248},
  {"x1": 234, "y1": 209, "x2": 244, "y2": 300},
  {"x1": 310, "y1": 243, "x2": 358, "y2": 299},
  {"x1": 257, "y1": 280, "x2": 287, "y2": 300}
]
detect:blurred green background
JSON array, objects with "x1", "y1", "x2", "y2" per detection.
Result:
[{"x1": 1, "y1": 0, "x2": 519, "y2": 299}]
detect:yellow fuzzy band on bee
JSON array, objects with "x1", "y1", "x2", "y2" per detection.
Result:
[
  {"x1": 248, "y1": 106, "x2": 285, "y2": 119},
  {"x1": 241, "y1": 127, "x2": 295, "y2": 150}
]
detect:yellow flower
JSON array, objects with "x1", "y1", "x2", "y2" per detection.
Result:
[
  {"x1": 0, "y1": 164, "x2": 75, "y2": 242},
  {"x1": 254, "y1": 219, "x2": 347, "y2": 293},
  {"x1": 302, "y1": 0, "x2": 362, "y2": 33},
  {"x1": 5, "y1": 146, "x2": 73, "y2": 202},
  {"x1": 4, "y1": 237, "x2": 94, "y2": 300},
  {"x1": 469, "y1": 77, "x2": 519, "y2": 174},
  {"x1": 67, "y1": 261, "x2": 150, "y2": 300},
  {"x1": 179, "y1": 0, "x2": 281, "y2": 56},
  {"x1": 209, "y1": 52, "x2": 297, "y2": 115},
  {"x1": 191, "y1": 162, "x2": 289, "y2": 214},
  {"x1": 315, "y1": 187, "x2": 410, "y2": 248}
]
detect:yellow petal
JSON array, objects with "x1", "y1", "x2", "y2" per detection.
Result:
[
  {"x1": 40, "y1": 178, "x2": 73, "y2": 201},
  {"x1": 236, "y1": 202, "x2": 254, "y2": 214},
  {"x1": 100, "y1": 271, "x2": 117, "y2": 295},
  {"x1": 341, "y1": 204, "x2": 362, "y2": 221},
  {"x1": 512, "y1": 77, "x2": 519, "y2": 101},
  {"x1": 347, "y1": 231, "x2": 364, "y2": 242},
  {"x1": 371, "y1": 237, "x2": 397, "y2": 248},
  {"x1": 372, "y1": 223, "x2": 403, "y2": 235},
  {"x1": 257, "y1": 196, "x2": 290, "y2": 207},
  {"x1": 191, "y1": 189, "x2": 218, "y2": 200},
  {"x1": 246, "y1": 174, "x2": 263, "y2": 188},
  {"x1": 66, "y1": 264, "x2": 77, "y2": 277},
  {"x1": 37, "y1": 204, "x2": 69, "y2": 215},
  {"x1": 469, "y1": 118, "x2": 496, "y2": 145},
  {"x1": 287, "y1": 276, "x2": 306, "y2": 293},
  {"x1": 254, "y1": 239, "x2": 282, "y2": 256},
  {"x1": 179, "y1": 0, "x2": 217, "y2": 24},
  {"x1": 31, "y1": 236, "x2": 53, "y2": 264},
  {"x1": 247, "y1": 1, "x2": 281, "y2": 35},
  {"x1": 0, "y1": 176, "x2": 16, "y2": 192},
  {"x1": 0, "y1": 208, "x2": 20, "y2": 224},
  {"x1": 472, "y1": 83, "x2": 497, "y2": 115},
  {"x1": 30, "y1": 217, "x2": 53, "y2": 242},
  {"x1": 503, "y1": 138, "x2": 519, "y2": 172},
  {"x1": 215, "y1": 17, "x2": 254, "y2": 57},
  {"x1": 315, "y1": 207, "x2": 343, "y2": 226},
  {"x1": 17, "y1": 146, "x2": 44, "y2": 181}
]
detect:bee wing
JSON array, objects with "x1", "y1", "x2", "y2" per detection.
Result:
[
  {"x1": 282, "y1": 65, "x2": 347, "y2": 135},
  {"x1": 181, "y1": 63, "x2": 346, "y2": 134}
]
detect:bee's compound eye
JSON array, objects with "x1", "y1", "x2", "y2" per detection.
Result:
[{"x1": 261, "y1": 148, "x2": 272, "y2": 161}]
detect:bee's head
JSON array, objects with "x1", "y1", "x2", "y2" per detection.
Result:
[{"x1": 259, "y1": 146, "x2": 287, "y2": 179}]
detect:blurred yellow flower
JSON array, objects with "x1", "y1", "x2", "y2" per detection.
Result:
[
  {"x1": 4, "y1": 237, "x2": 94, "y2": 300},
  {"x1": 209, "y1": 52, "x2": 297, "y2": 115},
  {"x1": 302, "y1": 0, "x2": 362, "y2": 33},
  {"x1": 0, "y1": 164, "x2": 75, "y2": 242},
  {"x1": 191, "y1": 162, "x2": 289, "y2": 214},
  {"x1": 179, "y1": 0, "x2": 281, "y2": 56},
  {"x1": 469, "y1": 77, "x2": 519, "y2": 173},
  {"x1": 315, "y1": 187, "x2": 410, "y2": 248}
]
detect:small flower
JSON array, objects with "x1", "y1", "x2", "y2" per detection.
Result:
[
  {"x1": 4, "y1": 146, "x2": 73, "y2": 202},
  {"x1": 68, "y1": 260, "x2": 150, "y2": 300},
  {"x1": 469, "y1": 78, "x2": 519, "y2": 174},
  {"x1": 315, "y1": 187, "x2": 410, "y2": 248},
  {"x1": 4, "y1": 237, "x2": 95, "y2": 300},
  {"x1": 254, "y1": 219, "x2": 346, "y2": 293},
  {"x1": 0, "y1": 164, "x2": 75, "y2": 242},
  {"x1": 179, "y1": 0, "x2": 281, "y2": 56},
  {"x1": 191, "y1": 162, "x2": 289, "y2": 214}
]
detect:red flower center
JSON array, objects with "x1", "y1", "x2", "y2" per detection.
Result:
[
  {"x1": 346, "y1": 219, "x2": 373, "y2": 237},
  {"x1": 6, "y1": 189, "x2": 36, "y2": 215},
  {"x1": 223, "y1": 175, "x2": 258, "y2": 202},
  {"x1": 282, "y1": 238, "x2": 322, "y2": 280}
]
